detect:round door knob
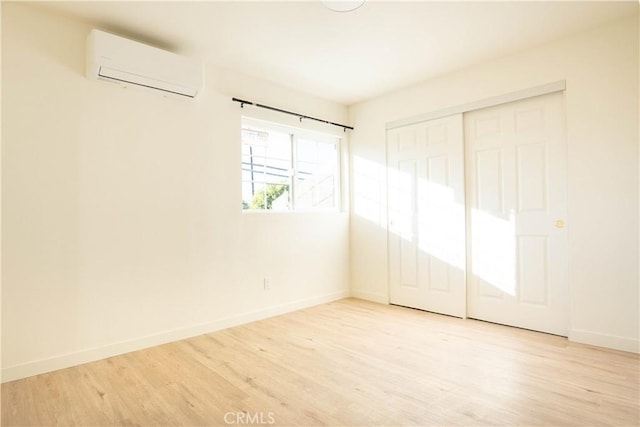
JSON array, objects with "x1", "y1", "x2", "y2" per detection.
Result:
[{"x1": 555, "y1": 220, "x2": 565, "y2": 228}]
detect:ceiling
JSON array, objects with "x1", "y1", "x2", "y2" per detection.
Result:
[{"x1": 33, "y1": 1, "x2": 637, "y2": 105}]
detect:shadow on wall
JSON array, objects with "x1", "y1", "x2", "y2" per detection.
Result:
[{"x1": 15, "y1": 6, "x2": 87, "y2": 76}]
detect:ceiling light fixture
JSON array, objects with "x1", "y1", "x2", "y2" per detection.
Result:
[{"x1": 322, "y1": 1, "x2": 365, "y2": 13}]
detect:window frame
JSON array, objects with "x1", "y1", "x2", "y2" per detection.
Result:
[{"x1": 241, "y1": 117, "x2": 342, "y2": 213}]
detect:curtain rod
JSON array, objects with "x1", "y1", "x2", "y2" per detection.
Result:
[{"x1": 232, "y1": 97, "x2": 354, "y2": 132}]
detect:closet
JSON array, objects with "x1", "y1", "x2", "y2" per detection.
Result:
[{"x1": 387, "y1": 90, "x2": 568, "y2": 336}]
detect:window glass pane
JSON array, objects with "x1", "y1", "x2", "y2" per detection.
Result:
[
  {"x1": 241, "y1": 119, "x2": 340, "y2": 212},
  {"x1": 242, "y1": 126, "x2": 291, "y2": 210},
  {"x1": 294, "y1": 138, "x2": 337, "y2": 210}
]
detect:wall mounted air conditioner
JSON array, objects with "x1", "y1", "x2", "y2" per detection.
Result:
[{"x1": 86, "y1": 29, "x2": 203, "y2": 99}]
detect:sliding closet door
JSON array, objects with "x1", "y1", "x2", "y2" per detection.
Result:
[
  {"x1": 465, "y1": 92, "x2": 568, "y2": 336},
  {"x1": 388, "y1": 114, "x2": 466, "y2": 317}
]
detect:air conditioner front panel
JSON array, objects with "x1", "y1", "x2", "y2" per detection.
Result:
[{"x1": 86, "y1": 29, "x2": 203, "y2": 98}]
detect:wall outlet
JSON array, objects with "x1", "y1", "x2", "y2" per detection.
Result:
[{"x1": 263, "y1": 277, "x2": 271, "y2": 291}]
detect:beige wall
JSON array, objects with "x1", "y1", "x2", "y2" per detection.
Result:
[
  {"x1": 349, "y1": 15, "x2": 639, "y2": 352},
  {"x1": 1, "y1": 3, "x2": 350, "y2": 381}
]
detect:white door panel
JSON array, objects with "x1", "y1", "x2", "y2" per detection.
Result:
[
  {"x1": 465, "y1": 92, "x2": 568, "y2": 336},
  {"x1": 388, "y1": 114, "x2": 466, "y2": 317}
]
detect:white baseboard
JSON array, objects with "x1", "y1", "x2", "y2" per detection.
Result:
[
  {"x1": 569, "y1": 328, "x2": 639, "y2": 353},
  {"x1": 1, "y1": 290, "x2": 350, "y2": 383},
  {"x1": 350, "y1": 289, "x2": 389, "y2": 304}
]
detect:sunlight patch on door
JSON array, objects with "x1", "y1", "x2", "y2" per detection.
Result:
[
  {"x1": 417, "y1": 178, "x2": 465, "y2": 271},
  {"x1": 471, "y1": 208, "x2": 516, "y2": 296}
]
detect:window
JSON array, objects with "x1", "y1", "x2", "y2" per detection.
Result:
[{"x1": 241, "y1": 118, "x2": 340, "y2": 211}]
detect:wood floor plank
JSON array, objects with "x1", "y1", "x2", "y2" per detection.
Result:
[{"x1": 2, "y1": 298, "x2": 638, "y2": 426}]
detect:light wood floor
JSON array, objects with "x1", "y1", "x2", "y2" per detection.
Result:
[{"x1": 2, "y1": 298, "x2": 639, "y2": 426}]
